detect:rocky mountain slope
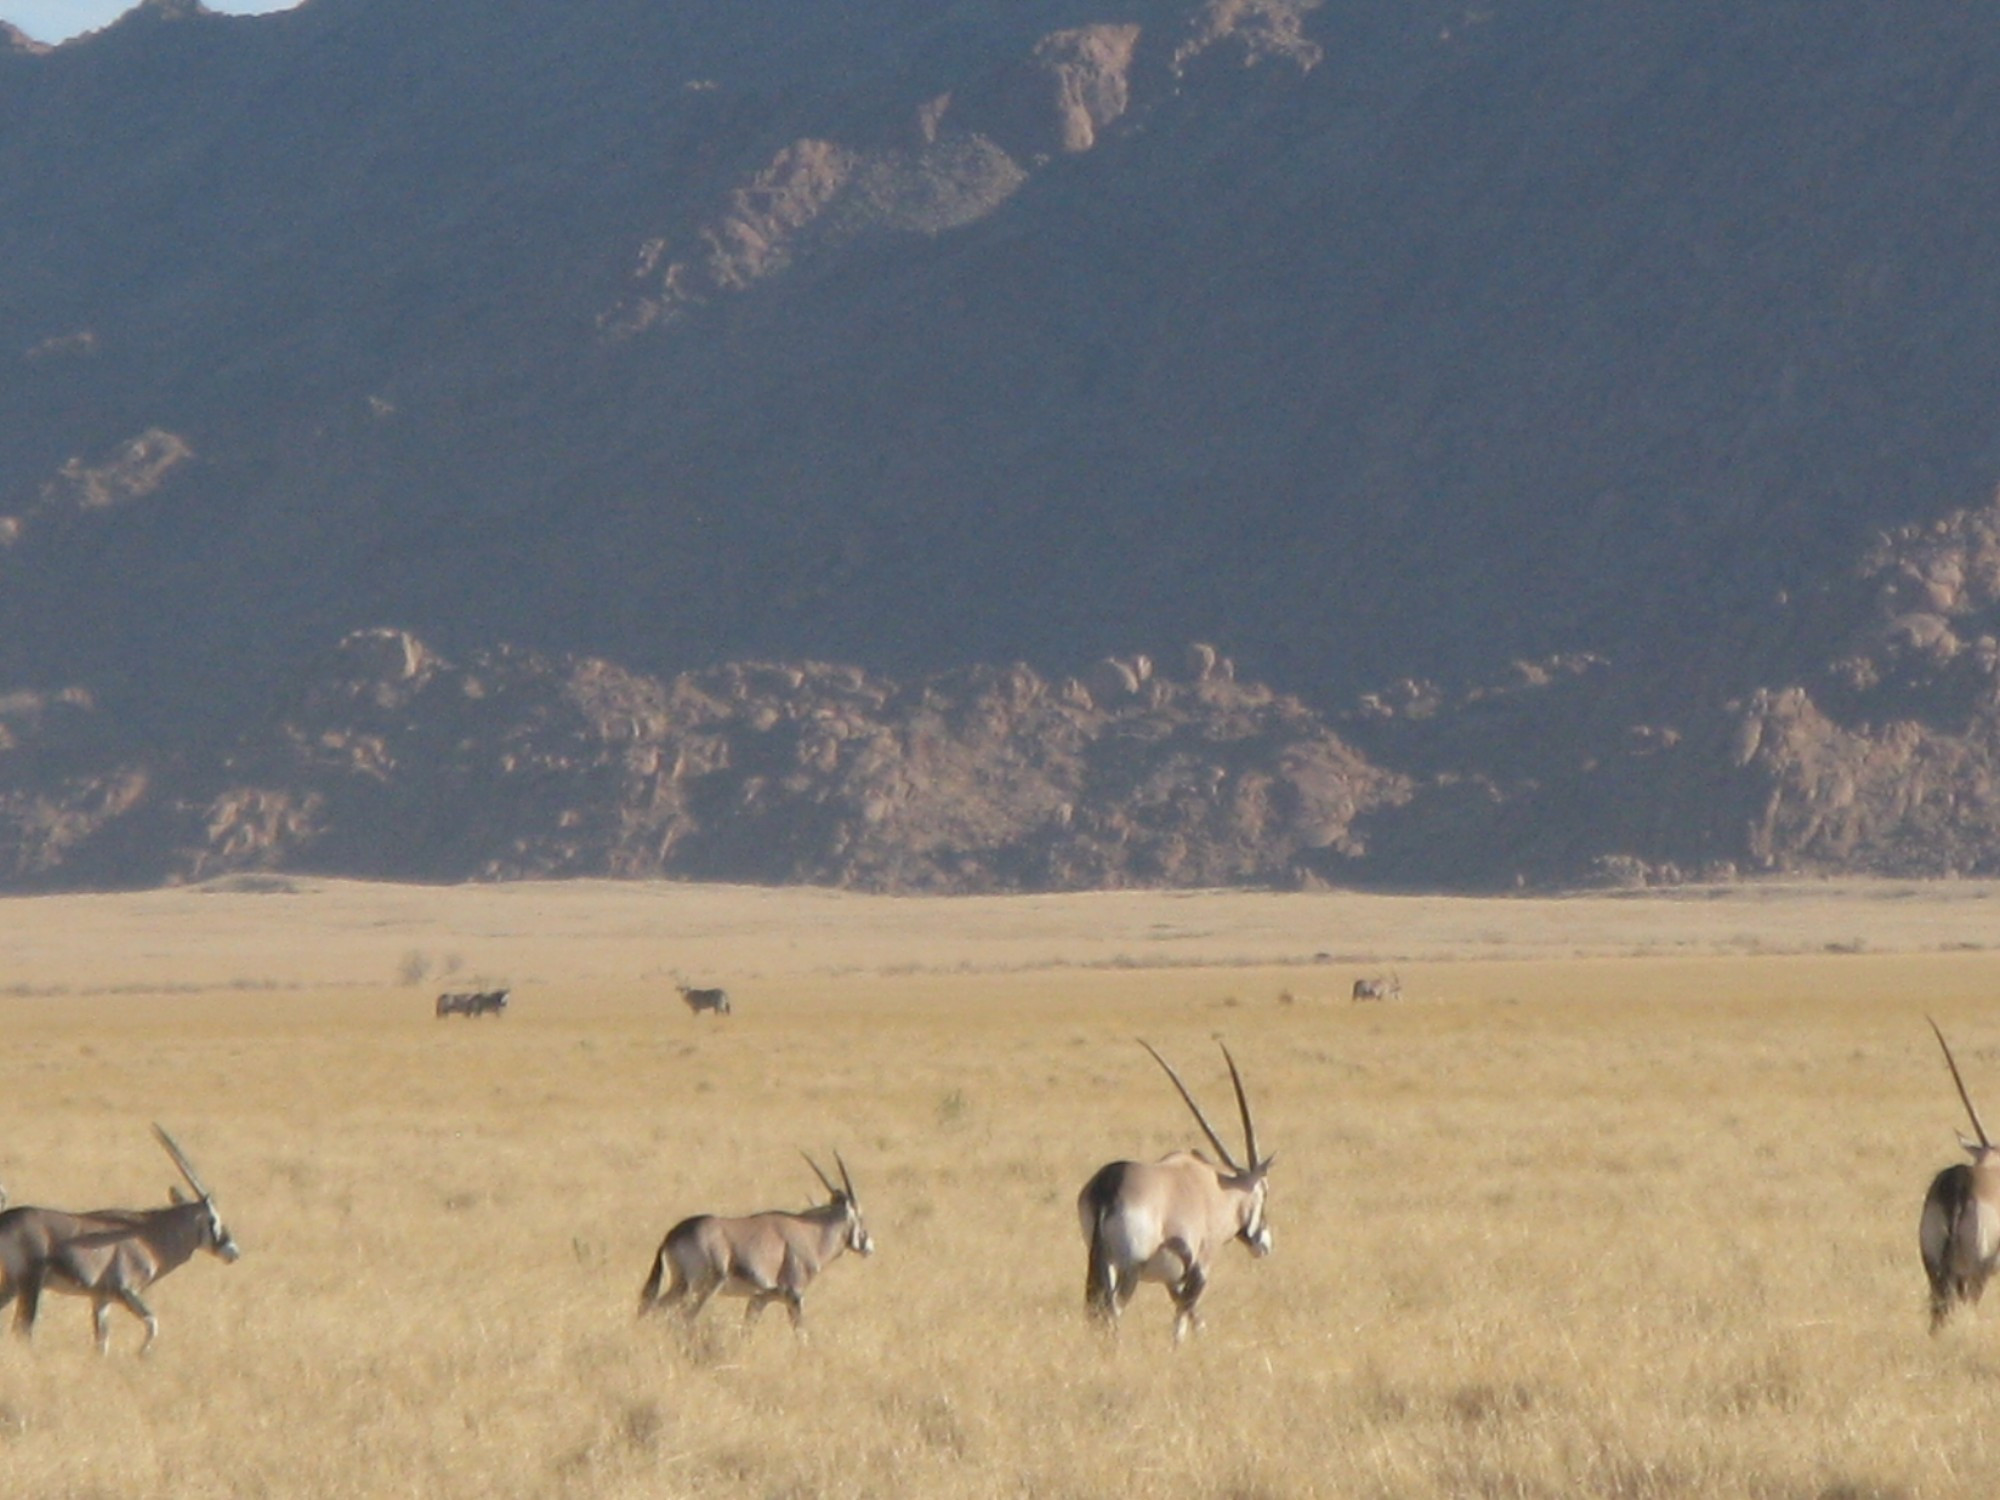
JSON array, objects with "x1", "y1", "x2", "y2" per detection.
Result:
[
  {"x1": 0, "y1": 628, "x2": 1414, "y2": 889},
  {"x1": 4, "y1": 0, "x2": 2000, "y2": 890}
]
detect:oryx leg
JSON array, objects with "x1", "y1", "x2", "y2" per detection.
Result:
[
  {"x1": 11, "y1": 1272, "x2": 39, "y2": 1338},
  {"x1": 118, "y1": 1288, "x2": 159, "y2": 1354},
  {"x1": 92, "y1": 1297, "x2": 114, "y2": 1355},
  {"x1": 1162, "y1": 1238, "x2": 1205, "y2": 1344},
  {"x1": 1084, "y1": 1212, "x2": 1143, "y2": 1326},
  {"x1": 771, "y1": 1252, "x2": 812, "y2": 1333},
  {"x1": 1085, "y1": 1234, "x2": 1120, "y2": 1323},
  {"x1": 643, "y1": 1273, "x2": 686, "y2": 1317},
  {"x1": 742, "y1": 1285, "x2": 807, "y2": 1330},
  {"x1": 652, "y1": 1264, "x2": 692, "y2": 1315},
  {"x1": 679, "y1": 1273, "x2": 724, "y2": 1323},
  {"x1": 1170, "y1": 1264, "x2": 1208, "y2": 1344}
]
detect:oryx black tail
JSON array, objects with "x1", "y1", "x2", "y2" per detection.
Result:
[{"x1": 1079, "y1": 1162, "x2": 1129, "y2": 1320}]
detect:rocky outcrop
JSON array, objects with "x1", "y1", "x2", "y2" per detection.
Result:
[
  {"x1": 1, "y1": 428, "x2": 194, "y2": 550},
  {"x1": 39, "y1": 428, "x2": 193, "y2": 513},
  {"x1": 607, "y1": 133, "x2": 1028, "y2": 334},
  {"x1": 1001, "y1": 24, "x2": 1143, "y2": 156},
  {"x1": 604, "y1": 2, "x2": 1317, "y2": 334},
  {"x1": 1171, "y1": 0, "x2": 1324, "y2": 76},
  {"x1": 0, "y1": 628, "x2": 1408, "y2": 891},
  {"x1": 1698, "y1": 499, "x2": 2000, "y2": 877}
]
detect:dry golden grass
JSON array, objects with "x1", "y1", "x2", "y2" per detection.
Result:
[{"x1": 2, "y1": 878, "x2": 2000, "y2": 1497}]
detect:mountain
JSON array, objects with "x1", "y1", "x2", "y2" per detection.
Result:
[{"x1": 4, "y1": 0, "x2": 2000, "y2": 890}]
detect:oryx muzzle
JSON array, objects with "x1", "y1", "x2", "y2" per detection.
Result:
[
  {"x1": 1922, "y1": 1019, "x2": 2000, "y2": 1332},
  {"x1": 1078, "y1": 1039, "x2": 1274, "y2": 1343},
  {"x1": 637, "y1": 1152, "x2": 871, "y2": 1333},
  {"x1": 0, "y1": 1123, "x2": 239, "y2": 1354}
]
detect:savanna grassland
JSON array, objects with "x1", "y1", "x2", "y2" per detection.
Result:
[{"x1": 4, "y1": 878, "x2": 2000, "y2": 1498}]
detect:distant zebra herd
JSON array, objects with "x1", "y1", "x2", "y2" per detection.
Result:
[
  {"x1": 429, "y1": 982, "x2": 733, "y2": 1019},
  {"x1": 435, "y1": 988, "x2": 509, "y2": 1018}
]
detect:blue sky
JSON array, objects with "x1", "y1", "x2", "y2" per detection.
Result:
[{"x1": 4, "y1": 1, "x2": 300, "y2": 44}]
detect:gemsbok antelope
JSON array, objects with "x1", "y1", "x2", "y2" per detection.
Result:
[
  {"x1": 637, "y1": 1153, "x2": 872, "y2": 1333},
  {"x1": 1921, "y1": 1019, "x2": 2000, "y2": 1332},
  {"x1": 676, "y1": 982, "x2": 731, "y2": 1017},
  {"x1": 1078, "y1": 1039, "x2": 1275, "y2": 1343},
  {"x1": 4, "y1": 1125, "x2": 239, "y2": 1354}
]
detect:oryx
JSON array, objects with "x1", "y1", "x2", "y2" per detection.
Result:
[
  {"x1": 637, "y1": 1152, "x2": 871, "y2": 1333},
  {"x1": 5, "y1": 1124, "x2": 239, "y2": 1354},
  {"x1": 1078, "y1": 1039, "x2": 1274, "y2": 1343},
  {"x1": 1922, "y1": 1019, "x2": 2000, "y2": 1332},
  {"x1": 1351, "y1": 972, "x2": 1401, "y2": 1002},
  {"x1": 676, "y1": 983, "x2": 731, "y2": 1017}
]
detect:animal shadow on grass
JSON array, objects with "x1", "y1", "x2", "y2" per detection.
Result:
[{"x1": 653, "y1": 1309, "x2": 739, "y2": 1368}]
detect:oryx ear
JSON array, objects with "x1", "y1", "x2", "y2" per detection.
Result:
[
  {"x1": 169, "y1": 1185, "x2": 188, "y2": 1204},
  {"x1": 1244, "y1": 1152, "x2": 1275, "y2": 1182}
]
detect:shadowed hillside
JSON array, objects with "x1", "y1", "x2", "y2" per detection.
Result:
[{"x1": 4, "y1": 0, "x2": 2000, "y2": 889}]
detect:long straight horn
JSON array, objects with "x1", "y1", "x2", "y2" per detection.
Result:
[
  {"x1": 1930, "y1": 1018, "x2": 1992, "y2": 1149},
  {"x1": 801, "y1": 1151, "x2": 840, "y2": 1199},
  {"x1": 1138, "y1": 1039, "x2": 1242, "y2": 1173},
  {"x1": 834, "y1": 1150, "x2": 858, "y2": 1203},
  {"x1": 152, "y1": 1123, "x2": 213, "y2": 1200},
  {"x1": 1218, "y1": 1041, "x2": 1261, "y2": 1168}
]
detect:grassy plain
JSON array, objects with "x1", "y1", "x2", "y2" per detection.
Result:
[{"x1": 2, "y1": 877, "x2": 2000, "y2": 1497}]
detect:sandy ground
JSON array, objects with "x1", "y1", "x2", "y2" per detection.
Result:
[{"x1": 1, "y1": 873, "x2": 1994, "y2": 995}]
